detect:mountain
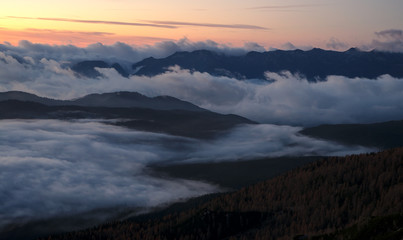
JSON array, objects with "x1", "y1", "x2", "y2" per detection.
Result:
[
  {"x1": 300, "y1": 120, "x2": 403, "y2": 150},
  {"x1": 71, "y1": 60, "x2": 129, "y2": 78},
  {"x1": 0, "y1": 91, "x2": 205, "y2": 111},
  {"x1": 0, "y1": 91, "x2": 62, "y2": 105},
  {"x1": 131, "y1": 48, "x2": 403, "y2": 80},
  {"x1": 36, "y1": 147, "x2": 403, "y2": 240},
  {"x1": 71, "y1": 92, "x2": 205, "y2": 111},
  {"x1": 0, "y1": 91, "x2": 254, "y2": 138}
]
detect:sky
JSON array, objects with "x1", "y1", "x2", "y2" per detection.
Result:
[{"x1": 1, "y1": 0, "x2": 402, "y2": 49}]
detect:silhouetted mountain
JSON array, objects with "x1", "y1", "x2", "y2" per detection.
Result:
[
  {"x1": 0, "y1": 96, "x2": 254, "y2": 138},
  {"x1": 300, "y1": 120, "x2": 403, "y2": 150},
  {"x1": 0, "y1": 91, "x2": 205, "y2": 111},
  {"x1": 132, "y1": 48, "x2": 403, "y2": 80},
  {"x1": 71, "y1": 60, "x2": 129, "y2": 78},
  {"x1": 72, "y1": 92, "x2": 205, "y2": 111},
  {"x1": 0, "y1": 91, "x2": 62, "y2": 105},
  {"x1": 37, "y1": 147, "x2": 403, "y2": 240}
]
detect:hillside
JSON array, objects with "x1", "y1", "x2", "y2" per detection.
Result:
[
  {"x1": 0, "y1": 91, "x2": 205, "y2": 111},
  {"x1": 39, "y1": 147, "x2": 403, "y2": 240},
  {"x1": 311, "y1": 214, "x2": 403, "y2": 240},
  {"x1": 0, "y1": 100, "x2": 253, "y2": 139},
  {"x1": 300, "y1": 120, "x2": 403, "y2": 150},
  {"x1": 0, "y1": 91, "x2": 254, "y2": 139}
]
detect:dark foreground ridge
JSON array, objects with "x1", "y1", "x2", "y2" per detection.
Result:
[
  {"x1": 300, "y1": 120, "x2": 403, "y2": 150},
  {"x1": 131, "y1": 48, "x2": 403, "y2": 80},
  {"x1": 0, "y1": 91, "x2": 254, "y2": 139},
  {"x1": 38, "y1": 147, "x2": 402, "y2": 240}
]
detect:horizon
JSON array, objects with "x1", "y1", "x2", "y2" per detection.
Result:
[{"x1": 1, "y1": 0, "x2": 403, "y2": 51}]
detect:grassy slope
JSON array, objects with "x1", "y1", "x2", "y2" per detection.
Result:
[{"x1": 39, "y1": 147, "x2": 403, "y2": 240}]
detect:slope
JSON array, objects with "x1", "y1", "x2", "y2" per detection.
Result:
[
  {"x1": 300, "y1": 120, "x2": 403, "y2": 150},
  {"x1": 39, "y1": 147, "x2": 403, "y2": 240}
]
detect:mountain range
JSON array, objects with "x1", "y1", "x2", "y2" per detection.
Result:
[
  {"x1": 70, "y1": 48, "x2": 403, "y2": 80},
  {"x1": 0, "y1": 91, "x2": 254, "y2": 139},
  {"x1": 0, "y1": 91, "x2": 205, "y2": 111}
]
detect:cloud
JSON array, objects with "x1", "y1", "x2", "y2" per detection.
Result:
[
  {"x1": 25, "y1": 28, "x2": 115, "y2": 36},
  {"x1": 94, "y1": 68, "x2": 403, "y2": 126},
  {"x1": 0, "y1": 38, "x2": 266, "y2": 65},
  {"x1": 369, "y1": 29, "x2": 403, "y2": 52},
  {"x1": 277, "y1": 42, "x2": 313, "y2": 51},
  {"x1": 183, "y1": 124, "x2": 372, "y2": 163},
  {"x1": 7, "y1": 16, "x2": 176, "y2": 29},
  {"x1": 0, "y1": 120, "x2": 218, "y2": 229},
  {"x1": 0, "y1": 119, "x2": 370, "y2": 230},
  {"x1": 145, "y1": 20, "x2": 268, "y2": 30},
  {"x1": 375, "y1": 29, "x2": 403, "y2": 40},
  {"x1": 281, "y1": 42, "x2": 297, "y2": 50},
  {"x1": 8, "y1": 16, "x2": 268, "y2": 31},
  {"x1": 326, "y1": 37, "x2": 348, "y2": 50}
]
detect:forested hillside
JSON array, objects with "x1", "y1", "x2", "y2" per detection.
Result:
[{"x1": 39, "y1": 147, "x2": 403, "y2": 240}]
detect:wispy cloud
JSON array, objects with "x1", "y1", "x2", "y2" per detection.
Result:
[
  {"x1": 7, "y1": 16, "x2": 177, "y2": 29},
  {"x1": 0, "y1": 27, "x2": 173, "y2": 47},
  {"x1": 8, "y1": 16, "x2": 268, "y2": 30},
  {"x1": 369, "y1": 29, "x2": 403, "y2": 52},
  {"x1": 326, "y1": 37, "x2": 348, "y2": 50},
  {"x1": 25, "y1": 28, "x2": 115, "y2": 36},
  {"x1": 247, "y1": 4, "x2": 324, "y2": 11},
  {"x1": 146, "y1": 20, "x2": 269, "y2": 30},
  {"x1": 375, "y1": 29, "x2": 403, "y2": 40}
]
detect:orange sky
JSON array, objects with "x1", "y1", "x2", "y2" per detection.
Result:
[{"x1": 1, "y1": 0, "x2": 402, "y2": 49}]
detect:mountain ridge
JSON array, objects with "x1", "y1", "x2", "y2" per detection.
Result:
[
  {"x1": 0, "y1": 91, "x2": 205, "y2": 112},
  {"x1": 0, "y1": 91, "x2": 254, "y2": 139},
  {"x1": 130, "y1": 48, "x2": 403, "y2": 80},
  {"x1": 300, "y1": 120, "x2": 403, "y2": 150}
]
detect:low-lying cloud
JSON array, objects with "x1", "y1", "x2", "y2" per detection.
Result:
[
  {"x1": 0, "y1": 120, "x2": 217, "y2": 229},
  {"x1": 182, "y1": 124, "x2": 372, "y2": 163},
  {"x1": 0, "y1": 119, "x2": 371, "y2": 230}
]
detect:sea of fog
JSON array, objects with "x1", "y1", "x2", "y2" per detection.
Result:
[{"x1": 0, "y1": 119, "x2": 373, "y2": 230}]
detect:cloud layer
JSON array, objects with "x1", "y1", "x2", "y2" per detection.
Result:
[
  {"x1": 0, "y1": 120, "x2": 218, "y2": 229},
  {"x1": 0, "y1": 39, "x2": 266, "y2": 66},
  {"x1": 0, "y1": 119, "x2": 370, "y2": 230}
]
